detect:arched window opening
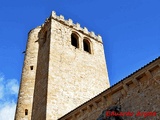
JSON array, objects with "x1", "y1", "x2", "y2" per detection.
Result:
[
  {"x1": 71, "y1": 33, "x2": 79, "y2": 48},
  {"x1": 25, "y1": 109, "x2": 28, "y2": 115},
  {"x1": 83, "y1": 39, "x2": 91, "y2": 54}
]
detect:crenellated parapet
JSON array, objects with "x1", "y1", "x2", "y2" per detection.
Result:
[
  {"x1": 15, "y1": 10, "x2": 109, "y2": 120},
  {"x1": 50, "y1": 11, "x2": 102, "y2": 42}
]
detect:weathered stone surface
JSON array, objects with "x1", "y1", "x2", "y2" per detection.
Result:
[
  {"x1": 59, "y1": 58, "x2": 160, "y2": 120},
  {"x1": 15, "y1": 11, "x2": 110, "y2": 120},
  {"x1": 15, "y1": 11, "x2": 160, "y2": 120},
  {"x1": 15, "y1": 27, "x2": 41, "y2": 120}
]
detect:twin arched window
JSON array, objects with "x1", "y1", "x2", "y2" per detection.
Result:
[{"x1": 71, "y1": 33, "x2": 92, "y2": 54}]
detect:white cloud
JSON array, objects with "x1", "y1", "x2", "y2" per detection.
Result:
[
  {"x1": 0, "y1": 73, "x2": 19, "y2": 120},
  {"x1": 0, "y1": 102, "x2": 16, "y2": 120},
  {"x1": 6, "y1": 79, "x2": 19, "y2": 95}
]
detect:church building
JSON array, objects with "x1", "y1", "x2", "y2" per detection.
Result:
[{"x1": 15, "y1": 11, "x2": 160, "y2": 120}]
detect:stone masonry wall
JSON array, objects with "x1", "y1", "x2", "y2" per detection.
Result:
[
  {"x1": 46, "y1": 12, "x2": 110, "y2": 120},
  {"x1": 31, "y1": 22, "x2": 51, "y2": 120},
  {"x1": 15, "y1": 11, "x2": 110, "y2": 120},
  {"x1": 15, "y1": 27, "x2": 40, "y2": 120},
  {"x1": 15, "y1": 11, "x2": 160, "y2": 120},
  {"x1": 59, "y1": 58, "x2": 160, "y2": 120}
]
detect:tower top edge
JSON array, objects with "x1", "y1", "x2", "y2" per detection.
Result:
[
  {"x1": 50, "y1": 11, "x2": 102, "y2": 42},
  {"x1": 28, "y1": 26, "x2": 42, "y2": 35}
]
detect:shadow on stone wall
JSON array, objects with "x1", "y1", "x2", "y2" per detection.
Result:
[{"x1": 31, "y1": 27, "x2": 50, "y2": 120}]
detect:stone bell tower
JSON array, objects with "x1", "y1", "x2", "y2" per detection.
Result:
[{"x1": 15, "y1": 11, "x2": 110, "y2": 120}]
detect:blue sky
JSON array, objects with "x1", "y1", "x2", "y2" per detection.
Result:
[{"x1": 0, "y1": 0, "x2": 160, "y2": 119}]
